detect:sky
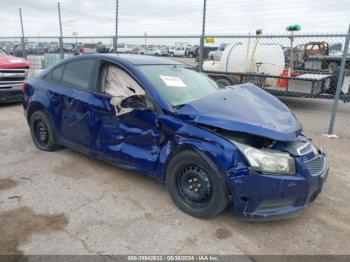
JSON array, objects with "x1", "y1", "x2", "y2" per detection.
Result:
[{"x1": 0, "y1": 0, "x2": 349, "y2": 38}]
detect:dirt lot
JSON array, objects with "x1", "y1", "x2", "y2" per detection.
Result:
[{"x1": 1, "y1": 103, "x2": 350, "y2": 255}]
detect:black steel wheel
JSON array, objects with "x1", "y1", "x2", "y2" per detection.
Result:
[
  {"x1": 177, "y1": 165, "x2": 212, "y2": 208},
  {"x1": 34, "y1": 121, "x2": 49, "y2": 147},
  {"x1": 29, "y1": 111, "x2": 60, "y2": 151},
  {"x1": 166, "y1": 150, "x2": 228, "y2": 218}
]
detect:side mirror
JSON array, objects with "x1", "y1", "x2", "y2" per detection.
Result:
[
  {"x1": 120, "y1": 95, "x2": 147, "y2": 109},
  {"x1": 111, "y1": 95, "x2": 151, "y2": 116}
]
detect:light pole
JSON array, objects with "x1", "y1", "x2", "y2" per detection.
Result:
[
  {"x1": 19, "y1": 8, "x2": 26, "y2": 59},
  {"x1": 57, "y1": 2, "x2": 64, "y2": 59},
  {"x1": 198, "y1": 0, "x2": 207, "y2": 72},
  {"x1": 114, "y1": 0, "x2": 119, "y2": 53}
]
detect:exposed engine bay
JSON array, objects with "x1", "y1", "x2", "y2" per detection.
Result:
[{"x1": 199, "y1": 124, "x2": 315, "y2": 157}]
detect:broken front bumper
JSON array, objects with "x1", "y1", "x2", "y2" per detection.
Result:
[{"x1": 226, "y1": 154, "x2": 328, "y2": 220}]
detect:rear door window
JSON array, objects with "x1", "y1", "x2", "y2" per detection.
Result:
[
  {"x1": 51, "y1": 65, "x2": 65, "y2": 82},
  {"x1": 43, "y1": 64, "x2": 64, "y2": 82},
  {"x1": 61, "y1": 59, "x2": 96, "y2": 91}
]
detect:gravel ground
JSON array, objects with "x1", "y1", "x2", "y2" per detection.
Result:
[{"x1": 1, "y1": 103, "x2": 350, "y2": 255}]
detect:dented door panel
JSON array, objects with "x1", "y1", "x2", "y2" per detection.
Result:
[{"x1": 88, "y1": 93, "x2": 161, "y2": 173}]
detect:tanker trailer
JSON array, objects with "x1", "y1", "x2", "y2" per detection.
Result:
[{"x1": 203, "y1": 40, "x2": 285, "y2": 88}]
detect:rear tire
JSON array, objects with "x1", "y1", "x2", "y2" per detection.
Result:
[
  {"x1": 29, "y1": 111, "x2": 60, "y2": 151},
  {"x1": 328, "y1": 62, "x2": 338, "y2": 73},
  {"x1": 166, "y1": 150, "x2": 228, "y2": 219},
  {"x1": 216, "y1": 78, "x2": 232, "y2": 89}
]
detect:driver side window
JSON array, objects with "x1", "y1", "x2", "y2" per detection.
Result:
[
  {"x1": 101, "y1": 63, "x2": 147, "y2": 113},
  {"x1": 102, "y1": 64, "x2": 145, "y2": 98}
]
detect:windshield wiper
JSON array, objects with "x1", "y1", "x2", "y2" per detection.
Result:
[{"x1": 173, "y1": 103, "x2": 186, "y2": 109}]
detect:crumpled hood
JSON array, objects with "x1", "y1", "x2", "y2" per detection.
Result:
[
  {"x1": 0, "y1": 55, "x2": 29, "y2": 68},
  {"x1": 176, "y1": 83, "x2": 301, "y2": 141}
]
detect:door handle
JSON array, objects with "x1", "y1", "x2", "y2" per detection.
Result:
[
  {"x1": 67, "y1": 97, "x2": 76, "y2": 106},
  {"x1": 47, "y1": 91, "x2": 61, "y2": 101},
  {"x1": 90, "y1": 106, "x2": 111, "y2": 114},
  {"x1": 154, "y1": 117, "x2": 161, "y2": 129}
]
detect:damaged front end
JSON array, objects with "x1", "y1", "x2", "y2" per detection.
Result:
[
  {"x1": 173, "y1": 84, "x2": 328, "y2": 219},
  {"x1": 220, "y1": 130, "x2": 328, "y2": 220}
]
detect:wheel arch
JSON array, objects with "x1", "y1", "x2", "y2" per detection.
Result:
[
  {"x1": 27, "y1": 101, "x2": 47, "y2": 123},
  {"x1": 27, "y1": 102, "x2": 58, "y2": 139},
  {"x1": 162, "y1": 143, "x2": 224, "y2": 182},
  {"x1": 163, "y1": 143, "x2": 233, "y2": 215}
]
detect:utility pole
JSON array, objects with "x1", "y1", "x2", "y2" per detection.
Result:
[
  {"x1": 198, "y1": 0, "x2": 207, "y2": 71},
  {"x1": 19, "y1": 8, "x2": 26, "y2": 59},
  {"x1": 58, "y1": 2, "x2": 64, "y2": 59},
  {"x1": 114, "y1": 0, "x2": 119, "y2": 53}
]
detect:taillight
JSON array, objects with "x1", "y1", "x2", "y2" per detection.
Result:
[{"x1": 22, "y1": 82, "x2": 33, "y2": 96}]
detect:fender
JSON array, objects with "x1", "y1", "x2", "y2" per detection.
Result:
[
  {"x1": 154, "y1": 114, "x2": 241, "y2": 180},
  {"x1": 27, "y1": 101, "x2": 51, "y2": 124}
]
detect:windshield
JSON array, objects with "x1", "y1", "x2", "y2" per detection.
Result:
[{"x1": 139, "y1": 65, "x2": 219, "y2": 107}]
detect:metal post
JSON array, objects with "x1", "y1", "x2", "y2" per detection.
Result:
[
  {"x1": 58, "y1": 2, "x2": 64, "y2": 59},
  {"x1": 113, "y1": 36, "x2": 116, "y2": 53},
  {"x1": 198, "y1": 0, "x2": 207, "y2": 71},
  {"x1": 289, "y1": 31, "x2": 294, "y2": 76},
  {"x1": 19, "y1": 8, "x2": 26, "y2": 59},
  {"x1": 328, "y1": 24, "x2": 350, "y2": 134},
  {"x1": 114, "y1": 0, "x2": 119, "y2": 53}
]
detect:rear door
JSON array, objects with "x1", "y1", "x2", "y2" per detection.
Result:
[{"x1": 44, "y1": 58, "x2": 98, "y2": 151}]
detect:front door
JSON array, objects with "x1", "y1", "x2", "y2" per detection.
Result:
[{"x1": 89, "y1": 62, "x2": 162, "y2": 173}]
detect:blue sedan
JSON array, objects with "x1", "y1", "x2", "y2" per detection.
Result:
[{"x1": 22, "y1": 54, "x2": 328, "y2": 220}]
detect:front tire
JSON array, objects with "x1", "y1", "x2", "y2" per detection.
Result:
[
  {"x1": 166, "y1": 150, "x2": 228, "y2": 218},
  {"x1": 29, "y1": 111, "x2": 60, "y2": 151}
]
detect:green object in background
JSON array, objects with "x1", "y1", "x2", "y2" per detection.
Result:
[{"x1": 286, "y1": 24, "x2": 301, "y2": 32}]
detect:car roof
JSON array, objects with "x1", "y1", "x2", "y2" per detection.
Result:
[
  {"x1": 87, "y1": 54, "x2": 183, "y2": 66},
  {"x1": 40, "y1": 54, "x2": 184, "y2": 80}
]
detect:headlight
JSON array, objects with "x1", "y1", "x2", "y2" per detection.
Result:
[{"x1": 234, "y1": 142, "x2": 296, "y2": 175}]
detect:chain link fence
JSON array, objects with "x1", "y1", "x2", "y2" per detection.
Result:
[
  {"x1": 201, "y1": 34, "x2": 350, "y2": 137},
  {"x1": 1, "y1": 33, "x2": 350, "y2": 137},
  {"x1": 0, "y1": 0, "x2": 350, "y2": 138}
]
